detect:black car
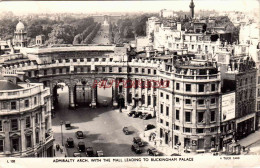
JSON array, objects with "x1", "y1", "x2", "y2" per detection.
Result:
[
  {"x1": 123, "y1": 127, "x2": 129, "y2": 135},
  {"x1": 131, "y1": 144, "x2": 142, "y2": 154},
  {"x1": 171, "y1": 153, "x2": 181, "y2": 156},
  {"x1": 144, "y1": 124, "x2": 156, "y2": 131},
  {"x1": 143, "y1": 114, "x2": 152, "y2": 120},
  {"x1": 66, "y1": 137, "x2": 74, "y2": 148},
  {"x1": 128, "y1": 111, "x2": 135, "y2": 117},
  {"x1": 76, "y1": 131, "x2": 84, "y2": 139},
  {"x1": 78, "y1": 142, "x2": 85, "y2": 152},
  {"x1": 86, "y1": 147, "x2": 94, "y2": 157},
  {"x1": 133, "y1": 137, "x2": 144, "y2": 147},
  {"x1": 133, "y1": 112, "x2": 142, "y2": 118},
  {"x1": 147, "y1": 148, "x2": 160, "y2": 156}
]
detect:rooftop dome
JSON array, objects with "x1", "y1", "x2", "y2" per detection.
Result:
[{"x1": 16, "y1": 20, "x2": 25, "y2": 31}]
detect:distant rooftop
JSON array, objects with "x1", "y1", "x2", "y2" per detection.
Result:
[{"x1": 0, "y1": 80, "x2": 23, "y2": 91}]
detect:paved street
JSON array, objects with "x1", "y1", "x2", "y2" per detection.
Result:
[
  {"x1": 52, "y1": 87, "x2": 156, "y2": 157},
  {"x1": 91, "y1": 24, "x2": 110, "y2": 44}
]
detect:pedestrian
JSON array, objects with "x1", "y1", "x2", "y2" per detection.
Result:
[
  {"x1": 154, "y1": 141, "x2": 157, "y2": 146},
  {"x1": 60, "y1": 146, "x2": 63, "y2": 154},
  {"x1": 160, "y1": 139, "x2": 162, "y2": 145},
  {"x1": 56, "y1": 144, "x2": 60, "y2": 151}
]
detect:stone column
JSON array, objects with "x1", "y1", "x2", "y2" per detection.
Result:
[
  {"x1": 69, "y1": 85, "x2": 75, "y2": 109},
  {"x1": 20, "y1": 118, "x2": 26, "y2": 156},
  {"x1": 138, "y1": 79, "x2": 142, "y2": 107},
  {"x1": 91, "y1": 85, "x2": 97, "y2": 108},
  {"x1": 4, "y1": 120, "x2": 11, "y2": 155},
  {"x1": 132, "y1": 78, "x2": 136, "y2": 105},
  {"x1": 31, "y1": 115, "x2": 36, "y2": 148},
  {"x1": 113, "y1": 78, "x2": 118, "y2": 107}
]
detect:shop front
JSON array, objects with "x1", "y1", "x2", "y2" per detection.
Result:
[{"x1": 236, "y1": 114, "x2": 255, "y2": 140}]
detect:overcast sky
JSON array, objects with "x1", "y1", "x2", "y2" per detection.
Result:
[{"x1": 0, "y1": 0, "x2": 259, "y2": 14}]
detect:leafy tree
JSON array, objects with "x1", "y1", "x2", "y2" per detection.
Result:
[{"x1": 47, "y1": 24, "x2": 75, "y2": 44}]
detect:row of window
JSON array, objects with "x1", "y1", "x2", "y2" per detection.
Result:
[
  {"x1": 173, "y1": 125, "x2": 217, "y2": 133},
  {"x1": 0, "y1": 132, "x2": 40, "y2": 153},
  {"x1": 176, "y1": 83, "x2": 216, "y2": 92},
  {"x1": 0, "y1": 114, "x2": 40, "y2": 132},
  {"x1": 175, "y1": 97, "x2": 216, "y2": 105},
  {"x1": 174, "y1": 110, "x2": 216, "y2": 122},
  {"x1": 1, "y1": 97, "x2": 37, "y2": 110},
  {"x1": 52, "y1": 57, "x2": 113, "y2": 63}
]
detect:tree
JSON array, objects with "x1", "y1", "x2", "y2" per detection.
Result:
[{"x1": 47, "y1": 24, "x2": 75, "y2": 44}]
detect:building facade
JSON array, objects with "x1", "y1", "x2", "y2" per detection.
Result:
[{"x1": 0, "y1": 80, "x2": 53, "y2": 157}]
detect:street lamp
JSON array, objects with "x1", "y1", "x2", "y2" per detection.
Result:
[{"x1": 60, "y1": 120, "x2": 64, "y2": 146}]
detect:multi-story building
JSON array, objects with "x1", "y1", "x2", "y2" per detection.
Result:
[{"x1": 0, "y1": 79, "x2": 53, "y2": 157}]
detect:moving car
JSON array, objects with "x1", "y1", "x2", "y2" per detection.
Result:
[
  {"x1": 76, "y1": 131, "x2": 84, "y2": 139},
  {"x1": 123, "y1": 127, "x2": 129, "y2": 135},
  {"x1": 143, "y1": 114, "x2": 152, "y2": 120},
  {"x1": 147, "y1": 148, "x2": 160, "y2": 156},
  {"x1": 73, "y1": 152, "x2": 81, "y2": 157},
  {"x1": 128, "y1": 111, "x2": 135, "y2": 117},
  {"x1": 78, "y1": 142, "x2": 85, "y2": 152},
  {"x1": 96, "y1": 150, "x2": 104, "y2": 157},
  {"x1": 171, "y1": 153, "x2": 181, "y2": 156},
  {"x1": 65, "y1": 121, "x2": 71, "y2": 130},
  {"x1": 86, "y1": 147, "x2": 94, "y2": 157},
  {"x1": 133, "y1": 112, "x2": 142, "y2": 118},
  {"x1": 133, "y1": 137, "x2": 144, "y2": 147},
  {"x1": 66, "y1": 137, "x2": 74, "y2": 148},
  {"x1": 144, "y1": 124, "x2": 156, "y2": 131},
  {"x1": 131, "y1": 144, "x2": 142, "y2": 154}
]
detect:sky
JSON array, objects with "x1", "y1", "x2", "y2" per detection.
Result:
[{"x1": 0, "y1": 0, "x2": 259, "y2": 14}]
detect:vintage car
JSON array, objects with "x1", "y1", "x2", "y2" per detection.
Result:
[
  {"x1": 143, "y1": 114, "x2": 152, "y2": 120},
  {"x1": 65, "y1": 121, "x2": 72, "y2": 130},
  {"x1": 133, "y1": 112, "x2": 142, "y2": 118},
  {"x1": 73, "y1": 152, "x2": 81, "y2": 157},
  {"x1": 147, "y1": 148, "x2": 160, "y2": 156},
  {"x1": 96, "y1": 150, "x2": 104, "y2": 157},
  {"x1": 139, "y1": 113, "x2": 147, "y2": 119},
  {"x1": 144, "y1": 124, "x2": 156, "y2": 131},
  {"x1": 86, "y1": 147, "x2": 94, "y2": 157},
  {"x1": 131, "y1": 144, "x2": 142, "y2": 154},
  {"x1": 66, "y1": 137, "x2": 74, "y2": 148},
  {"x1": 133, "y1": 137, "x2": 144, "y2": 147},
  {"x1": 76, "y1": 131, "x2": 84, "y2": 139},
  {"x1": 123, "y1": 127, "x2": 129, "y2": 135},
  {"x1": 78, "y1": 142, "x2": 85, "y2": 152},
  {"x1": 128, "y1": 111, "x2": 135, "y2": 117}
]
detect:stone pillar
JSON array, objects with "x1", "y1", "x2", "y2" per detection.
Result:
[
  {"x1": 20, "y1": 118, "x2": 26, "y2": 156},
  {"x1": 113, "y1": 78, "x2": 118, "y2": 107},
  {"x1": 69, "y1": 85, "x2": 75, "y2": 109},
  {"x1": 91, "y1": 86, "x2": 97, "y2": 108},
  {"x1": 132, "y1": 78, "x2": 136, "y2": 105},
  {"x1": 4, "y1": 120, "x2": 11, "y2": 155},
  {"x1": 138, "y1": 79, "x2": 142, "y2": 107},
  {"x1": 31, "y1": 115, "x2": 36, "y2": 149}
]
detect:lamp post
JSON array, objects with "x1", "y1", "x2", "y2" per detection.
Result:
[{"x1": 60, "y1": 120, "x2": 64, "y2": 146}]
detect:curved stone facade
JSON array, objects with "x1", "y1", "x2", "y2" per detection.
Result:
[{"x1": 0, "y1": 81, "x2": 53, "y2": 157}]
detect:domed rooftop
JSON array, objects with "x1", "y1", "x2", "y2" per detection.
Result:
[{"x1": 16, "y1": 20, "x2": 25, "y2": 31}]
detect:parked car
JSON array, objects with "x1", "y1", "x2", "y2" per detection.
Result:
[
  {"x1": 131, "y1": 144, "x2": 142, "y2": 154},
  {"x1": 78, "y1": 142, "x2": 85, "y2": 152},
  {"x1": 96, "y1": 150, "x2": 104, "y2": 157},
  {"x1": 139, "y1": 113, "x2": 147, "y2": 119},
  {"x1": 123, "y1": 127, "x2": 129, "y2": 135},
  {"x1": 133, "y1": 112, "x2": 142, "y2": 118},
  {"x1": 86, "y1": 147, "x2": 94, "y2": 157},
  {"x1": 65, "y1": 121, "x2": 71, "y2": 130},
  {"x1": 66, "y1": 137, "x2": 74, "y2": 148},
  {"x1": 128, "y1": 111, "x2": 135, "y2": 117},
  {"x1": 143, "y1": 114, "x2": 152, "y2": 120},
  {"x1": 144, "y1": 124, "x2": 156, "y2": 131},
  {"x1": 133, "y1": 137, "x2": 144, "y2": 147},
  {"x1": 73, "y1": 152, "x2": 81, "y2": 157},
  {"x1": 76, "y1": 131, "x2": 84, "y2": 139},
  {"x1": 147, "y1": 148, "x2": 160, "y2": 156},
  {"x1": 171, "y1": 153, "x2": 181, "y2": 156}
]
